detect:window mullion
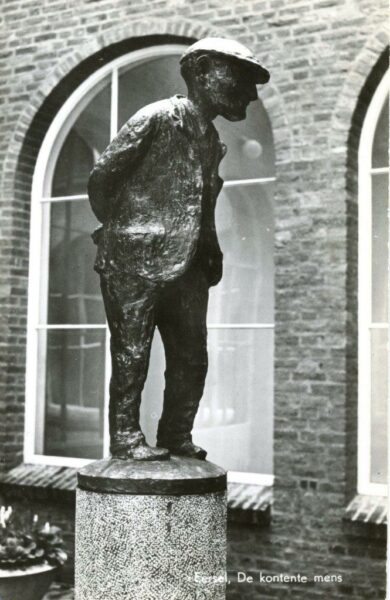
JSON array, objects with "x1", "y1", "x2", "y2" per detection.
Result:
[
  {"x1": 358, "y1": 144, "x2": 373, "y2": 496},
  {"x1": 371, "y1": 166, "x2": 389, "y2": 175},
  {"x1": 103, "y1": 325, "x2": 111, "y2": 458},
  {"x1": 224, "y1": 176, "x2": 276, "y2": 188},
  {"x1": 106, "y1": 65, "x2": 118, "y2": 459},
  {"x1": 41, "y1": 194, "x2": 89, "y2": 203},
  {"x1": 207, "y1": 323, "x2": 275, "y2": 329},
  {"x1": 32, "y1": 201, "x2": 52, "y2": 456},
  {"x1": 110, "y1": 67, "x2": 119, "y2": 141},
  {"x1": 36, "y1": 324, "x2": 107, "y2": 330}
]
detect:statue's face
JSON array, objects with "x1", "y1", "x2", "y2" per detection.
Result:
[{"x1": 201, "y1": 56, "x2": 258, "y2": 121}]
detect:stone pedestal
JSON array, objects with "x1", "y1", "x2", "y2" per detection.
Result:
[{"x1": 75, "y1": 457, "x2": 227, "y2": 600}]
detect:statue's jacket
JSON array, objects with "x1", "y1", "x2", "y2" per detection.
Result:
[{"x1": 88, "y1": 95, "x2": 226, "y2": 283}]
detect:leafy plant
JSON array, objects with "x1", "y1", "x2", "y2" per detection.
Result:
[{"x1": 0, "y1": 507, "x2": 67, "y2": 569}]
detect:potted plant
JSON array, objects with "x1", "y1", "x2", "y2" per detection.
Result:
[{"x1": 0, "y1": 506, "x2": 68, "y2": 600}]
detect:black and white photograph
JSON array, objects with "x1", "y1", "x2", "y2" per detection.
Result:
[{"x1": 0, "y1": 0, "x2": 388, "y2": 598}]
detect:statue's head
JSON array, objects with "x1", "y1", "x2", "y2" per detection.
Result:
[{"x1": 180, "y1": 38, "x2": 270, "y2": 122}]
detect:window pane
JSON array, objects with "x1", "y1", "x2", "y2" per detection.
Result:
[
  {"x1": 209, "y1": 183, "x2": 274, "y2": 324},
  {"x1": 371, "y1": 173, "x2": 388, "y2": 323},
  {"x1": 216, "y1": 100, "x2": 275, "y2": 181},
  {"x1": 195, "y1": 328, "x2": 273, "y2": 474},
  {"x1": 46, "y1": 201, "x2": 105, "y2": 324},
  {"x1": 372, "y1": 97, "x2": 389, "y2": 168},
  {"x1": 52, "y1": 76, "x2": 111, "y2": 197},
  {"x1": 370, "y1": 328, "x2": 388, "y2": 484},
  {"x1": 118, "y1": 55, "x2": 186, "y2": 130},
  {"x1": 140, "y1": 328, "x2": 273, "y2": 475},
  {"x1": 139, "y1": 330, "x2": 165, "y2": 444},
  {"x1": 38, "y1": 329, "x2": 106, "y2": 459}
]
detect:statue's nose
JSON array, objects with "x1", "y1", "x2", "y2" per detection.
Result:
[{"x1": 249, "y1": 84, "x2": 258, "y2": 102}]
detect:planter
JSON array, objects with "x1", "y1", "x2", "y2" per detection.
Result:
[{"x1": 0, "y1": 564, "x2": 58, "y2": 600}]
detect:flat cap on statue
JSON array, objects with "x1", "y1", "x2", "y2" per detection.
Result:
[{"x1": 181, "y1": 37, "x2": 270, "y2": 84}]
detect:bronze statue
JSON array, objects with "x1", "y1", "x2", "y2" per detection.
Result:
[{"x1": 88, "y1": 38, "x2": 270, "y2": 461}]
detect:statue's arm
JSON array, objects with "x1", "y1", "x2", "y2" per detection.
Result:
[
  {"x1": 200, "y1": 176, "x2": 224, "y2": 287},
  {"x1": 88, "y1": 112, "x2": 156, "y2": 223},
  {"x1": 207, "y1": 175, "x2": 224, "y2": 252}
]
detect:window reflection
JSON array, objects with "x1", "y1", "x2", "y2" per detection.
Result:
[
  {"x1": 209, "y1": 183, "x2": 274, "y2": 324},
  {"x1": 371, "y1": 174, "x2": 388, "y2": 323},
  {"x1": 372, "y1": 97, "x2": 389, "y2": 168},
  {"x1": 118, "y1": 56, "x2": 186, "y2": 130},
  {"x1": 140, "y1": 328, "x2": 274, "y2": 474},
  {"x1": 40, "y1": 329, "x2": 106, "y2": 459},
  {"x1": 370, "y1": 328, "x2": 388, "y2": 484},
  {"x1": 52, "y1": 76, "x2": 111, "y2": 197},
  {"x1": 47, "y1": 201, "x2": 104, "y2": 324},
  {"x1": 216, "y1": 100, "x2": 275, "y2": 181}
]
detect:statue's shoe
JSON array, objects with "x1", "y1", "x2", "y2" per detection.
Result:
[
  {"x1": 113, "y1": 441, "x2": 170, "y2": 461},
  {"x1": 157, "y1": 439, "x2": 207, "y2": 460}
]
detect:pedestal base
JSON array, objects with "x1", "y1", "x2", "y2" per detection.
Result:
[{"x1": 75, "y1": 457, "x2": 227, "y2": 600}]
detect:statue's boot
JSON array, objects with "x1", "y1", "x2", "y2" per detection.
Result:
[
  {"x1": 156, "y1": 367, "x2": 208, "y2": 461},
  {"x1": 115, "y1": 439, "x2": 170, "y2": 461},
  {"x1": 157, "y1": 436, "x2": 207, "y2": 460},
  {"x1": 157, "y1": 421, "x2": 207, "y2": 460},
  {"x1": 112, "y1": 431, "x2": 170, "y2": 461}
]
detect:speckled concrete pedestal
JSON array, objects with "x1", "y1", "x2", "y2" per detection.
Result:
[{"x1": 75, "y1": 457, "x2": 227, "y2": 600}]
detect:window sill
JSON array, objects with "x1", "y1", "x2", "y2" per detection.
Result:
[
  {"x1": 343, "y1": 493, "x2": 387, "y2": 540},
  {"x1": 227, "y1": 482, "x2": 272, "y2": 526},
  {"x1": 0, "y1": 464, "x2": 272, "y2": 526},
  {"x1": 0, "y1": 463, "x2": 77, "y2": 505}
]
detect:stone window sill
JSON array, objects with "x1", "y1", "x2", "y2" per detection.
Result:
[
  {"x1": 0, "y1": 463, "x2": 77, "y2": 505},
  {"x1": 343, "y1": 493, "x2": 387, "y2": 540},
  {"x1": 0, "y1": 464, "x2": 272, "y2": 527},
  {"x1": 227, "y1": 482, "x2": 272, "y2": 526}
]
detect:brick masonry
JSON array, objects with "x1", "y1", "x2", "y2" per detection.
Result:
[{"x1": 0, "y1": 0, "x2": 389, "y2": 598}]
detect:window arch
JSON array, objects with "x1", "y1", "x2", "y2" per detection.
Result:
[
  {"x1": 358, "y1": 70, "x2": 389, "y2": 496},
  {"x1": 25, "y1": 44, "x2": 276, "y2": 483}
]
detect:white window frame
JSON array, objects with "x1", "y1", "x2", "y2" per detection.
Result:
[
  {"x1": 24, "y1": 44, "x2": 275, "y2": 486},
  {"x1": 358, "y1": 70, "x2": 389, "y2": 496}
]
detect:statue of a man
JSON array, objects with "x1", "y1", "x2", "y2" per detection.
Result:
[{"x1": 88, "y1": 38, "x2": 270, "y2": 461}]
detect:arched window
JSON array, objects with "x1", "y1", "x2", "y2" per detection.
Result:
[
  {"x1": 358, "y1": 70, "x2": 389, "y2": 496},
  {"x1": 25, "y1": 44, "x2": 275, "y2": 483}
]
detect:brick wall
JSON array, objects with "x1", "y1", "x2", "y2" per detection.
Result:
[{"x1": 0, "y1": 0, "x2": 388, "y2": 598}]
